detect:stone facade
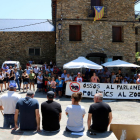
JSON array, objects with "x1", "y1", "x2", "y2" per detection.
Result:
[
  {"x1": 0, "y1": 32, "x2": 55, "y2": 67},
  {"x1": 55, "y1": 0, "x2": 138, "y2": 67}
]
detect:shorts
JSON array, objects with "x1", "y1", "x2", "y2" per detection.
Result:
[
  {"x1": 37, "y1": 83, "x2": 43, "y2": 89},
  {"x1": 23, "y1": 81, "x2": 28, "y2": 85},
  {"x1": 0, "y1": 80, "x2": 3, "y2": 84},
  {"x1": 3, "y1": 78, "x2": 7, "y2": 82},
  {"x1": 19, "y1": 78, "x2": 22, "y2": 84},
  {"x1": 29, "y1": 79, "x2": 35, "y2": 83},
  {"x1": 51, "y1": 88, "x2": 56, "y2": 92},
  {"x1": 57, "y1": 87, "x2": 62, "y2": 91}
]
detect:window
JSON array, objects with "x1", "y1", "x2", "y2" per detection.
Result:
[
  {"x1": 90, "y1": 0, "x2": 102, "y2": 17},
  {"x1": 112, "y1": 26, "x2": 122, "y2": 42},
  {"x1": 69, "y1": 25, "x2": 81, "y2": 41},
  {"x1": 29, "y1": 48, "x2": 40, "y2": 56},
  {"x1": 113, "y1": 56, "x2": 122, "y2": 61},
  {"x1": 135, "y1": 28, "x2": 138, "y2": 35},
  {"x1": 136, "y1": 43, "x2": 138, "y2": 52}
]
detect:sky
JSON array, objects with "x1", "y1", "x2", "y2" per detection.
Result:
[
  {"x1": 0, "y1": 0, "x2": 139, "y2": 20},
  {"x1": 0, "y1": 0, "x2": 52, "y2": 19}
]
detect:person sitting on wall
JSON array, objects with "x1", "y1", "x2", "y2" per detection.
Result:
[
  {"x1": 41, "y1": 91, "x2": 62, "y2": 132},
  {"x1": 87, "y1": 93, "x2": 112, "y2": 132},
  {"x1": 65, "y1": 92, "x2": 86, "y2": 132}
]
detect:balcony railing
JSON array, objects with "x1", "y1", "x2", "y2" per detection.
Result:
[{"x1": 88, "y1": 6, "x2": 107, "y2": 18}]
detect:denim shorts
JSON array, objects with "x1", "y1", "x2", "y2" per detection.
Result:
[
  {"x1": 3, "y1": 114, "x2": 15, "y2": 128},
  {"x1": 23, "y1": 81, "x2": 28, "y2": 85},
  {"x1": 51, "y1": 88, "x2": 56, "y2": 92}
]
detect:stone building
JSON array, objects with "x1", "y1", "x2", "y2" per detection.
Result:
[
  {"x1": 52, "y1": 0, "x2": 140, "y2": 67},
  {"x1": 0, "y1": 19, "x2": 55, "y2": 67}
]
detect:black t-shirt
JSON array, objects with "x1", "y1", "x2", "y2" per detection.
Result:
[
  {"x1": 88, "y1": 102, "x2": 111, "y2": 132},
  {"x1": 16, "y1": 97, "x2": 39, "y2": 130},
  {"x1": 41, "y1": 100, "x2": 62, "y2": 131}
]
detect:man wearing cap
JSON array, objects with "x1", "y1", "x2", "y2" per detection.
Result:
[
  {"x1": 87, "y1": 93, "x2": 112, "y2": 132},
  {"x1": 41, "y1": 91, "x2": 62, "y2": 131},
  {"x1": 14, "y1": 90, "x2": 40, "y2": 131},
  {"x1": 75, "y1": 72, "x2": 83, "y2": 82},
  {"x1": 0, "y1": 83, "x2": 21, "y2": 128}
]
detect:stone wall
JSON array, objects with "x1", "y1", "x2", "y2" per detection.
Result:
[
  {"x1": 56, "y1": 0, "x2": 136, "y2": 67},
  {"x1": 0, "y1": 32, "x2": 55, "y2": 67}
]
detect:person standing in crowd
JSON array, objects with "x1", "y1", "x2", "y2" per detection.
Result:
[
  {"x1": 113, "y1": 76, "x2": 120, "y2": 84},
  {"x1": 28, "y1": 64, "x2": 33, "y2": 70},
  {"x1": 9, "y1": 70, "x2": 16, "y2": 83},
  {"x1": 29, "y1": 70, "x2": 36, "y2": 91},
  {"x1": 3, "y1": 64, "x2": 9, "y2": 72},
  {"x1": 14, "y1": 68, "x2": 20, "y2": 91},
  {"x1": 122, "y1": 77, "x2": 128, "y2": 84},
  {"x1": 41, "y1": 91, "x2": 62, "y2": 131},
  {"x1": 136, "y1": 74, "x2": 140, "y2": 84},
  {"x1": 0, "y1": 71, "x2": 4, "y2": 92},
  {"x1": 13, "y1": 64, "x2": 18, "y2": 70},
  {"x1": 53, "y1": 66, "x2": 59, "y2": 75},
  {"x1": 2, "y1": 69, "x2": 7, "y2": 91},
  {"x1": 65, "y1": 92, "x2": 86, "y2": 132},
  {"x1": 14, "y1": 90, "x2": 40, "y2": 131},
  {"x1": 130, "y1": 76, "x2": 136, "y2": 84},
  {"x1": 116, "y1": 69, "x2": 123, "y2": 83},
  {"x1": 44, "y1": 71, "x2": 49, "y2": 92},
  {"x1": 90, "y1": 72, "x2": 100, "y2": 83},
  {"x1": 61, "y1": 70, "x2": 67, "y2": 80},
  {"x1": 7, "y1": 66, "x2": 13, "y2": 88},
  {"x1": 101, "y1": 71, "x2": 108, "y2": 83},
  {"x1": 85, "y1": 69, "x2": 90, "y2": 82},
  {"x1": 87, "y1": 93, "x2": 112, "y2": 132},
  {"x1": 47, "y1": 77, "x2": 52, "y2": 91},
  {"x1": 37, "y1": 72, "x2": 43, "y2": 92},
  {"x1": 0, "y1": 83, "x2": 21, "y2": 128},
  {"x1": 50, "y1": 77, "x2": 56, "y2": 98},
  {"x1": 18, "y1": 66, "x2": 23, "y2": 88},
  {"x1": 75, "y1": 72, "x2": 83, "y2": 82},
  {"x1": 65, "y1": 73, "x2": 72, "y2": 83},
  {"x1": 22, "y1": 70, "x2": 29, "y2": 93},
  {"x1": 57, "y1": 77, "x2": 63, "y2": 98},
  {"x1": 34, "y1": 65, "x2": 39, "y2": 84},
  {"x1": 46, "y1": 65, "x2": 52, "y2": 76},
  {"x1": 26, "y1": 66, "x2": 30, "y2": 75},
  {"x1": 111, "y1": 72, "x2": 116, "y2": 83}
]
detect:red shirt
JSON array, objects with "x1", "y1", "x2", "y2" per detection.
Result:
[{"x1": 75, "y1": 77, "x2": 83, "y2": 82}]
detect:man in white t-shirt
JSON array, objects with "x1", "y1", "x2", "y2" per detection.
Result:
[
  {"x1": 65, "y1": 73, "x2": 72, "y2": 83},
  {"x1": 34, "y1": 65, "x2": 39, "y2": 84},
  {"x1": 0, "y1": 83, "x2": 21, "y2": 128}
]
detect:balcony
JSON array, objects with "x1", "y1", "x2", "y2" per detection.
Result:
[{"x1": 88, "y1": 6, "x2": 107, "y2": 18}]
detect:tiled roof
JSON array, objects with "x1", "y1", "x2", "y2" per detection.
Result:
[{"x1": 0, "y1": 19, "x2": 54, "y2": 32}]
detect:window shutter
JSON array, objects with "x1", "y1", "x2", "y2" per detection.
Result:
[
  {"x1": 69, "y1": 25, "x2": 81, "y2": 41},
  {"x1": 112, "y1": 27, "x2": 122, "y2": 42}
]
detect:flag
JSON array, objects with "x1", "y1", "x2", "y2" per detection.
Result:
[{"x1": 94, "y1": 6, "x2": 104, "y2": 21}]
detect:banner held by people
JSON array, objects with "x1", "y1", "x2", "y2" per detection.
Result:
[{"x1": 66, "y1": 82, "x2": 140, "y2": 99}]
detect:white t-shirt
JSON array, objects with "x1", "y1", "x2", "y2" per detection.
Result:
[
  {"x1": 0, "y1": 91, "x2": 21, "y2": 114},
  {"x1": 34, "y1": 67, "x2": 39, "y2": 74},
  {"x1": 65, "y1": 76, "x2": 72, "y2": 81},
  {"x1": 65, "y1": 105, "x2": 86, "y2": 132},
  {"x1": 0, "y1": 75, "x2": 4, "y2": 79}
]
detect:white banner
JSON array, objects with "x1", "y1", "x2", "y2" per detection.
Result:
[{"x1": 66, "y1": 82, "x2": 140, "y2": 99}]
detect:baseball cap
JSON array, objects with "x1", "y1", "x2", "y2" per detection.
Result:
[
  {"x1": 47, "y1": 91, "x2": 54, "y2": 99},
  {"x1": 9, "y1": 83, "x2": 17, "y2": 88},
  {"x1": 78, "y1": 72, "x2": 81, "y2": 74},
  {"x1": 27, "y1": 90, "x2": 35, "y2": 95}
]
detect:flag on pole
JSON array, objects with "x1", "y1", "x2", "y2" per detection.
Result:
[{"x1": 94, "y1": 6, "x2": 104, "y2": 21}]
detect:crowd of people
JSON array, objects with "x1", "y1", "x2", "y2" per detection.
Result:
[
  {"x1": 0, "y1": 83, "x2": 112, "y2": 133},
  {"x1": 0, "y1": 62, "x2": 140, "y2": 97}
]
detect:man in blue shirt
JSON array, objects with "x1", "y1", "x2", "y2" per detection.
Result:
[
  {"x1": 56, "y1": 77, "x2": 63, "y2": 97},
  {"x1": 14, "y1": 90, "x2": 40, "y2": 131}
]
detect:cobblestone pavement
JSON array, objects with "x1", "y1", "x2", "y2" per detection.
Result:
[{"x1": 0, "y1": 84, "x2": 140, "y2": 140}]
